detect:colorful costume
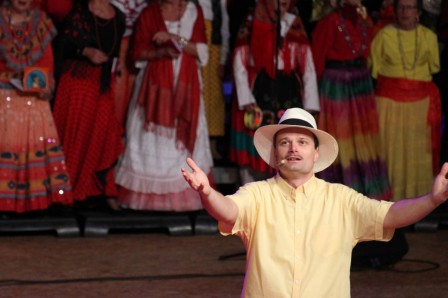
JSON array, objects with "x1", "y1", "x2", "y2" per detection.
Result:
[
  {"x1": 369, "y1": 24, "x2": 441, "y2": 201},
  {"x1": 312, "y1": 5, "x2": 391, "y2": 200},
  {"x1": 115, "y1": 1, "x2": 213, "y2": 211},
  {"x1": 230, "y1": 0, "x2": 319, "y2": 174},
  {"x1": 0, "y1": 8, "x2": 72, "y2": 212},
  {"x1": 53, "y1": 2, "x2": 125, "y2": 201}
]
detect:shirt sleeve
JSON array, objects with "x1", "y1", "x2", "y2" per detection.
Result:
[
  {"x1": 311, "y1": 15, "x2": 333, "y2": 80},
  {"x1": 302, "y1": 48, "x2": 320, "y2": 112},
  {"x1": 183, "y1": 3, "x2": 209, "y2": 67},
  {"x1": 346, "y1": 188, "x2": 395, "y2": 243},
  {"x1": 368, "y1": 28, "x2": 384, "y2": 79},
  {"x1": 219, "y1": 183, "x2": 259, "y2": 241},
  {"x1": 426, "y1": 28, "x2": 440, "y2": 74},
  {"x1": 233, "y1": 47, "x2": 256, "y2": 109},
  {"x1": 196, "y1": 43, "x2": 209, "y2": 67}
]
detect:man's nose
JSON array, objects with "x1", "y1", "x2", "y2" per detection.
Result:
[{"x1": 289, "y1": 141, "x2": 299, "y2": 151}]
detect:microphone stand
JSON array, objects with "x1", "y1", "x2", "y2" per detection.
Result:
[{"x1": 275, "y1": 0, "x2": 281, "y2": 74}]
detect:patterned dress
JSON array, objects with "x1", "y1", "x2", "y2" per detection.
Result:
[{"x1": 0, "y1": 9, "x2": 72, "y2": 212}]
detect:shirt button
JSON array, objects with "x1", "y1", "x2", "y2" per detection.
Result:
[
  {"x1": 294, "y1": 279, "x2": 299, "y2": 284},
  {"x1": 296, "y1": 230, "x2": 300, "y2": 235}
]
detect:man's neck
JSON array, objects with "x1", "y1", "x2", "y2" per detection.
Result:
[{"x1": 279, "y1": 172, "x2": 314, "y2": 189}]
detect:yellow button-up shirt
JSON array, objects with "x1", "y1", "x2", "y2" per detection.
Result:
[{"x1": 219, "y1": 175, "x2": 394, "y2": 298}]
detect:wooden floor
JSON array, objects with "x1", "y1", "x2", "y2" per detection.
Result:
[
  {"x1": 0, "y1": 176, "x2": 446, "y2": 298},
  {"x1": 0, "y1": 222, "x2": 447, "y2": 298}
]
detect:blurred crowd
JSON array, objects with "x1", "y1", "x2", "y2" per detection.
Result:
[{"x1": 0, "y1": 0, "x2": 447, "y2": 214}]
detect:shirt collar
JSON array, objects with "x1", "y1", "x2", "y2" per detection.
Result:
[{"x1": 274, "y1": 173, "x2": 318, "y2": 198}]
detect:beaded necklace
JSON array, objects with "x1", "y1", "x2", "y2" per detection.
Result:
[
  {"x1": 337, "y1": 13, "x2": 367, "y2": 55},
  {"x1": 397, "y1": 26, "x2": 419, "y2": 73}
]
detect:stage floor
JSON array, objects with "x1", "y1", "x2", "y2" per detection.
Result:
[{"x1": 0, "y1": 228, "x2": 447, "y2": 297}]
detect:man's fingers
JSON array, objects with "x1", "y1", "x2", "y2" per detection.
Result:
[
  {"x1": 441, "y1": 162, "x2": 448, "y2": 179},
  {"x1": 186, "y1": 157, "x2": 200, "y2": 172},
  {"x1": 181, "y1": 168, "x2": 202, "y2": 190}
]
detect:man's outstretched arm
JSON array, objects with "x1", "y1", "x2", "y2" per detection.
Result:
[
  {"x1": 384, "y1": 163, "x2": 448, "y2": 229},
  {"x1": 181, "y1": 158, "x2": 238, "y2": 226}
]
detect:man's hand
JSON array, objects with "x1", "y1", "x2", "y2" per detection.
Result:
[
  {"x1": 181, "y1": 157, "x2": 211, "y2": 196},
  {"x1": 182, "y1": 158, "x2": 238, "y2": 225},
  {"x1": 431, "y1": 162, "x2": 448, "y2": 205}
]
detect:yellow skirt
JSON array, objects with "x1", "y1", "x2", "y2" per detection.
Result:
[
  {"x1": 376, "y1": 96, "x2": 433, "y2": 201},
  {"x1": 202, "y1": 20, "x2": 225, "y2": 137}
]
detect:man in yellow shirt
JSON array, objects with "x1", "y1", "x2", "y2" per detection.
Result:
[{"x1": 181, "y1": 108, "x2": 448, "y2": 298}]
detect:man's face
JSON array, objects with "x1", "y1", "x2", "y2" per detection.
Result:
[{"x1": 274, "y1": 127, "x2": 319, "y2": 176}]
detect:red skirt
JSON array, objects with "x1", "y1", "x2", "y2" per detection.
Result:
[{"x1": 53, "y1": 64, "x2": 124, "y2": 201}]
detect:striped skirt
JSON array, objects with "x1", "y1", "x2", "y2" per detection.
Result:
[
  {"x1": 0, "y1": 89, "x2": 73, "y2": 212},
  {"x1": 317, "y1": 64, "x2": 391, "y2": 200}
]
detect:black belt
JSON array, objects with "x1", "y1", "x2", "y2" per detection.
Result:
[{"x1": 325, "y1": 58, "x2": 366, "y2": 69}]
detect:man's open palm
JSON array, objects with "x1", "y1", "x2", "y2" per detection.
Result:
[{"x1": 181, "y1": 158, "x2": 211, "y2": 196}]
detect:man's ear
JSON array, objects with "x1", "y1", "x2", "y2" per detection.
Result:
[{"x1": 314, "y1": 147, "x2": 319, "y2": 163}]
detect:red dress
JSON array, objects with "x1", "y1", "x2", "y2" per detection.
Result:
[{"x1": 53, "y1": 3, "x2": 125, "y2": 201}]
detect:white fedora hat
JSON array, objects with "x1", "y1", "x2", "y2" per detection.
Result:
[{"x1": 253, "y1": 108, "x2": 339, "y2": 173}]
